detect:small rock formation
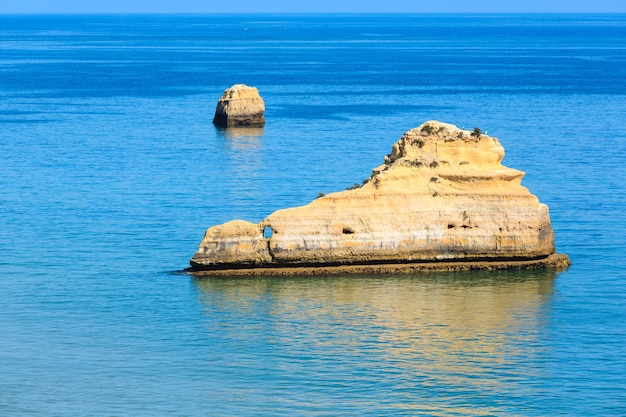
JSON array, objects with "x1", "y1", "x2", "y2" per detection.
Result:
[
  {"x1": 213, "y1": 84, "x2": 265, "y2": 127},
  {"x1": 190, "y1": 121, "x2": 570, "y2": 275}
]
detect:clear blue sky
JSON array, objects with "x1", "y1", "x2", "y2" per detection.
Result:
[{"x1": 2, "y1": 1, "x2": 625, "y2": 13}]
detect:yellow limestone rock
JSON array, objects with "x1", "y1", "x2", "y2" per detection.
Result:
[
  {"x1": 213, "y1": 84, "x2": 265, "y2": 127},
  {"x1": 190, "y1": 121, "x2": 570, "y2": 275}
]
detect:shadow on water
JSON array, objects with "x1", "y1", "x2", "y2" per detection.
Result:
[
  {"x1": 273, "y1": 103, "x2": 454, "y2": 121},
  {"x1": 192, "y1": 268, "x2": 558, "y2": 299},
  {"x1": 190, "y1": 269, "x2": 562, "y2": 414}
]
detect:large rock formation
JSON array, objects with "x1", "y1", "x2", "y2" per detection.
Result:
[
  {"x1": 190, "y1": 121, "x2": 569, "y2": 275},
  {"x1": 213, "y1": 84, "x2": 265, "y2": 127}
]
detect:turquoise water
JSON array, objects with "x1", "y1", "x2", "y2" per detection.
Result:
[{"x1": 1, "y1": 14, "x2": 625, "y2": 416}]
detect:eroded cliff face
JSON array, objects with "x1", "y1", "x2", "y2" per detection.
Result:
[
  {"x1": 191, "y1": 121, "x2": 568, "y2": 273},
  {"x1": 213, "y1": 84, "x2": 265, "y2": 127}
]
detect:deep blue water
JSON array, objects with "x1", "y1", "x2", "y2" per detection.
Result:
[{"x1": 1, "y1": 14, "x2": 625, "y2": 416}]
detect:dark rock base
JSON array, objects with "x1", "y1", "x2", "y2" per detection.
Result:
[
  {"x1": 187, "y1": 253, "x2": 571, "y2": 276},
  {"x1": 213, "y1": 113, "x2": 265, "y2": 128}
]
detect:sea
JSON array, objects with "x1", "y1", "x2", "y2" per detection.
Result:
[{"x1": 1, "y1": 13, "x2": 625, "y2": 416}]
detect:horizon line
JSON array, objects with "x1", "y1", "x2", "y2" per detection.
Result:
[{"x1": 1, "y1": 11, "x2": 625, "y2": 15}]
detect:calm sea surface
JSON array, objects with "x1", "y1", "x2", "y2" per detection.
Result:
[{"x1": 1, "y1": 14, "x2": 625, "y2": 416}]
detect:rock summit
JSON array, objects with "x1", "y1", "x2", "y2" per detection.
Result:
[
  {"x1": 190, "y1": 121, "x2": 569, "y2": 275},
  {"x1": 213, "y1": 84, "x2": 265, "y2": 128}
]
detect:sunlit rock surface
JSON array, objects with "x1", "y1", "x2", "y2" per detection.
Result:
[
  {"x1": 212, "y1": 84, "x2": 265, "y2": 127},
  {"x1": 190, "y1": 121, "x2": 569, "y2": 275}
]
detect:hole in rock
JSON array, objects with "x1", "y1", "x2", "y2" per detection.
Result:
[
  {"x1": 263, "y1": 226, "x2": 273, "y2": 239},
  {"x1": 342, "y1": 227, "x2": 355, "y2": 234},
  {"x1": 447, "y1": 224, "x2": 455, "y2": 229}
]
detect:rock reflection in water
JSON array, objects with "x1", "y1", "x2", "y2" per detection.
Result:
[
  {"x1": 216, "y1": 126, "x2": 265, "y2": 140},
  {"x1": 193, "y1": 269, "x2": 559, "y2": 415},
  {"x1": 213, "y1": 127, "x2": 266, "y2": 218},
  {"x1": 216, "y1": 127, "x2": 264, "y2": 171}
]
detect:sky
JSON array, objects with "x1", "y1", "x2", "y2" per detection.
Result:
[{"x1": 1, "y1": 0, "x2": 625, "y2": 14}]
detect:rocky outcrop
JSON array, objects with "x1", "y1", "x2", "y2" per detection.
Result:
[
  {"x1": 213, "y1": 84, "x2": 265, "y2": 127},
  {"x1": 190, "y1": 121, "x2": 569, "y2": 275}
]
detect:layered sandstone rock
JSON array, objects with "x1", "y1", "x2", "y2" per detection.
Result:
[
  {"x1": 213, "y1": 84, "x2": 265, "y2": 127},
  {"x1": 190, "y1": 121, "x2": 569, "y2": 274}
]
